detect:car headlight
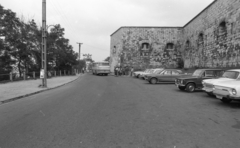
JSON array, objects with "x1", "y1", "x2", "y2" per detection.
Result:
[
  {"x1": 232, "y1": 89, "x2": 237, "y2": 95},
  {"x1": 180, "y1": 80, "x2": 184, "y2": 84},
  {"x1": 202, "y1": 81, "x2": 205, "y2": 85}
]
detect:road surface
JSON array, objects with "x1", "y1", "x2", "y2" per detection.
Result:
[{"x1": 0, "y1": 73, "x2": 240, "y2": 148}]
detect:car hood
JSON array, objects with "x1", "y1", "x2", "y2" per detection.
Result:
[
  {"x1": 214, "y1": 80, "x2": 240, "y2": 88},
  {"x1": 139, "y1": 72, "x2": 150, "y2": 75},
  {"x1": 203, "y1": 78, "x2": 233, "y2": 84},
  {"x1": 134, "y1": 71, "x2": 143, "y2": 74}
]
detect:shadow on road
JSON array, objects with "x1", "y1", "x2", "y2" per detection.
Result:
[{"x1": 143, "y1": 82, "x2": 175, "y2": 85}]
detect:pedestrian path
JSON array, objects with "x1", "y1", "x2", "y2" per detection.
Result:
[{"x1": 0, "y1": 74, "x2": 81, "y2": 104}]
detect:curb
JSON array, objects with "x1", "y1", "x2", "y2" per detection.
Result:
[{"x1": 0, "y1": 75, "x2": 81, "y2": 105}]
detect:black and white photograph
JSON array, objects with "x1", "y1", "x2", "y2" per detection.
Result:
[{"x1": 1, "y1": 0, "x2": 240, "y2": 147}]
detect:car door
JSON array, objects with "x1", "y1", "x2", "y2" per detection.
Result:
[
  {"x1": 158, "y1": 70, "x2": 172, "y2": 82},
  {"x1": 170, "y1": 70, "x2": 181, "y2": 81}
]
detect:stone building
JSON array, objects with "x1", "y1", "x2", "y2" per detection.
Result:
[{"x1": 110, "y1": 0, "x2": 240, "y2": 72}]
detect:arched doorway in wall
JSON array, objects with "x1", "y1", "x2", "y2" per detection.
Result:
[
  {"x1": 198, "y1": 33, "x2": 204, "y2": 67},
  {"x1": 165, "y1": 43, "x2": 175, "y2": 67},
  {"x1": 184, "y1": 40, "x2": 191, "y2": 67},
  {"x1": 218, "y1": 21, "x2": 228, "y2": 67},
  {"x1": 218, "y1": 21, "x2": 227, "y2": 45}
]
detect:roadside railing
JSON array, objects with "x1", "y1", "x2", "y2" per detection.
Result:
[{"x1": 0, "y1": 70, "x2": 79, "y2": 83}]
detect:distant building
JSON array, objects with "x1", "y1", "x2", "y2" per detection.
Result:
[{"x1": 110, "y1": 0, "x2": 240, "y2": 71}]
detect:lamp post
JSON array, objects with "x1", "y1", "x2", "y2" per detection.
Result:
[{"x1": 77, "y1": 42, "x2": 83, "y2": 73}]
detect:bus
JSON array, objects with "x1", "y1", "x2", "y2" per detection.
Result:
[{"x1": 92, "y1": 61, "x2": 111, "y2": 76}]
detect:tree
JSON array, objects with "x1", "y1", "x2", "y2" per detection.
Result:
[
  {"x1": 0, "y1": 4, "x2": 19, "y2": 75},
  {"x1": 104, "y1": 56, "x2": 110, "y2": 62},
  {"x1": 0, "y1": 4, "x2": 79, "y2": 78}
]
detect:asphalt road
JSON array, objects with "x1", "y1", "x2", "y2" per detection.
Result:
[{"x1": 0, "y1": 73, "x2": 240, "y2": 148}]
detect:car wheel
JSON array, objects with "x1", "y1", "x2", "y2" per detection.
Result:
[
  {"x1": 221, "y1": 98, "x2": 232, "y2": 103},
  {"x1": 178, "y1": 86, "x2": 186, "y2": 91},
  {"x1": 150, "y1": 78, "x2": 158, "y2": 84},
  {"x1": 136, "y1": 74, "x2": 139, "y2": 78},
  {"x1": 186, "y1": 83, "x2": 195, "y2": 92}
]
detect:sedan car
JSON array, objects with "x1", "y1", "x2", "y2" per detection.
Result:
[
  {"x1": 133, "y1": 69, "x2": 150, "y2": 78},
  {"x1": 175, "y1": 69, "x2": 225, "y2": 92},
  {"x1": 202, "y1": 69, "x2": 240, "y2": 96},
  {"x1": 213, "y1": 80, "x2": 240, "y2": 103},
  {"x1": 138, "y1": 69, "x2": 153, "y2": 79},
  {"x1": 145, "y1": 69, "x2": 184, "y2": 84},
  {"x1": 141, "y1": 68, "x2": 164, "y2": 80}
]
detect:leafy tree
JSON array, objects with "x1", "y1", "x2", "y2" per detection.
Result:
[
  {"x1": 104, "y1": 56, "x2": 110, "y2": 62},
  {"x1": 0, "y1": 5, "x2": 19, "y2": 75},
  {"x1": 0, "y1": 4, "x2": 79, "y2": 78}
]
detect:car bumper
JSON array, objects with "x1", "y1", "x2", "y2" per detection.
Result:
[
  {"x1": 213, "y1": 91, "x2": 240, "y2": 100},
  {"x1": 202, "y1": 87, "x2": 213, "y2": 93},
  {"x1": 175, "y1": 83, "x2": 185, "y2": 87}
]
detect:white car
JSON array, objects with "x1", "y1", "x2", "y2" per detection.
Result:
[
  {"x1": 138, "y1": 69, "x2": 153, "y2": 79},
  {"x1": 213, "y1": 80, "x2": 240, "y2": 103},
  {"x1": 139, "y1": 68, "x2": 164, "y2": 80},
  {"x1": 133, "y1": 69, "x2": 150, "y2": 78},
  {"x1": 202, "y1": 69, "x2": 240, "y2": 96}
]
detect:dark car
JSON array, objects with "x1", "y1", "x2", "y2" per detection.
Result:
[
  {"x1": 145, "y1": 69, "x2": 186, "y2": 84},
  {"x1": 175, "y1": 69, "x2": 225, "y2": 92}
]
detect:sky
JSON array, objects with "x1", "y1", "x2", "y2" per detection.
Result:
[{"x1": 1, "y1": 0, "x2": 214, "y2": 62}]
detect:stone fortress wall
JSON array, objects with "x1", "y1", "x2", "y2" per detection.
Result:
[{"x1": 110, "y1": 0, "x2": 240, "y2": 71}]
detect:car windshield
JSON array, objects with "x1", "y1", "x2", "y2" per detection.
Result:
[
  {"x1": 222, "y1": 71, "x2": 239, "y2": 79},
  {"x1": 94, "y1": 62, "x2": 109, "y2": 66},
  {"x1": 192, "y1": 70, "x2": 204, "y2": 77}
]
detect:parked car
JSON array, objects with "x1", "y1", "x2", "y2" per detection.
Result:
[
  {"x1": 175, "y1": 69, "x2": 225, "y2": 92},
  {"x1": 202, "y1": 69, "x2": 240, "y2": 96},
  {"x1": 143, "y1": 68, "x2": 164, "y2": 80},
  {"x1": 145, "y1": 69, "x2": 184, "y2": 84},
  {"x1": 133, "y1": 69, "x2": 150, "y2": 78},
  {"x1": 141, "y1": 68, "x2": 164, "y2": 80},
  {"x1": 213, "y1": 79, "x2": 240, "y2": 103}
]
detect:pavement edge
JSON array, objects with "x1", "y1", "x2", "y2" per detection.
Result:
[{"x1": 0, "y1": 75, "x2": 81, "y2": 105}]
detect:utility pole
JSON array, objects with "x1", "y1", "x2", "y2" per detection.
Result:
[
  {"x1": 41, "y1": 0, "x2": 47, "y2": 87},
  {"x1": 76, "y1": 42, "x2": 83, "y2": 60},
  {"x1": 77, "y1": 42, "x2": 83, "y2": 73}
]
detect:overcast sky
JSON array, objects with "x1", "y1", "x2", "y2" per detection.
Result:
[{"x1": 1, "y1": 0, "x2": 214, "y2": 62}]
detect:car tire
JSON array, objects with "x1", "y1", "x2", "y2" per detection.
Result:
[
  {"x1": 221, "y1": 98, "x2": 232, "y2": 103},
  {"x1": 150, "y1": 78, "x2": 158, "y2": 84},
  {"x1": 178, "y1": 86, "x2": 186, "y2": 91},
  {"x1": 136, "y1": 74, "x2": 139, "y2": 78},
  {"x1": 186, "y1": 83, "x2": 195, "y2": 92}
]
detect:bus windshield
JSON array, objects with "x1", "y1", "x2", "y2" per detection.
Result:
[{"x1": 93, "y1": 62, "x2": 109, "y2": 66}]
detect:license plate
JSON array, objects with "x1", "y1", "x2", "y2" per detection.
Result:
[{"x1": 216, "y1": 95, "x2": 223, "y2": 99}]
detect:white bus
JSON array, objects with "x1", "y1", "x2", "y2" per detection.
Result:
[{"x1": 92, "y1": 61, "x2": 111, "y2": 76}]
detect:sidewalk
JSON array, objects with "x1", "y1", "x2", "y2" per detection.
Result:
[{"x1": 0, "y1": 74, "x2": 81, "y2": 104}]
